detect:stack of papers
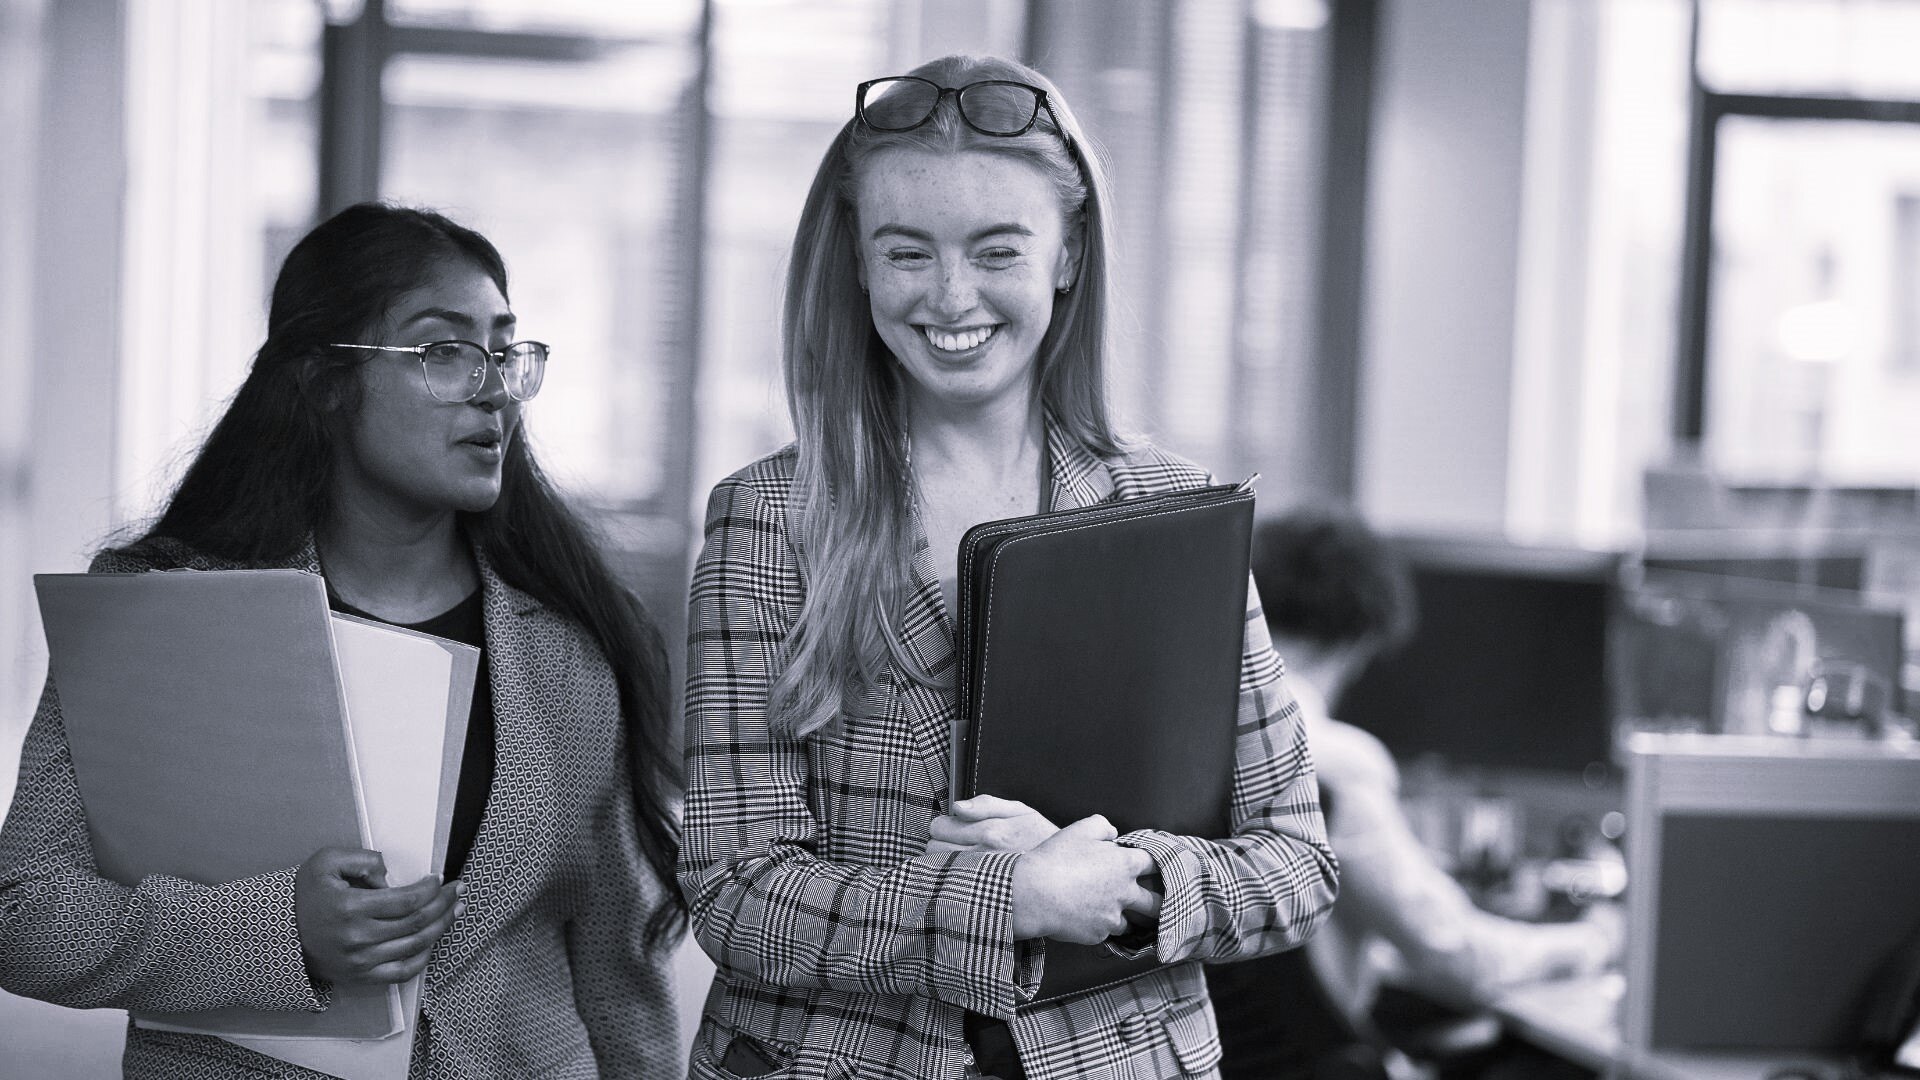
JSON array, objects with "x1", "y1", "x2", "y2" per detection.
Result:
[{"x1": 36, "y1": 569, "x2": 477, "y2": 1080}]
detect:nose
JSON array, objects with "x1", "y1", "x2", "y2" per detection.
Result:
[
  {"x1": 470, "y1": 352, "x2": 511, "y2": 413},
  {"x1": 927, "y1": 257, "x2": 980, "y2": 320}
]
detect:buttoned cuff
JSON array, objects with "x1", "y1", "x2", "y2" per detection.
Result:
[
  {"x1": 1113, "y1": 831, "x2": 1207, "y2": 964},
  {"x1": 928, "y1": 850, "x2": 1027, "y2": 1018},
  {"x1": 244, "y1": 868, "x2": 331, "y2": 1011}
]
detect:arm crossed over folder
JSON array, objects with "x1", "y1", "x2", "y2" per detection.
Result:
[{"x1": 935, "y1": 484, "x2": 1338, "y2": 1002}]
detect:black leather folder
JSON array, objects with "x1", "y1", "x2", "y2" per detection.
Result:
[{"x1": 953, "y1": 481, "x2": 1256, "y2": 1004}]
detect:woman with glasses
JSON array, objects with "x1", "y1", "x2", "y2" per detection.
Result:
[
  {"x1": 0, "y1": 202, "x2": 683, "y2": 1078},
  {"x1": 681, "y1": 55, "x2": 1337, "y2": 1080}
]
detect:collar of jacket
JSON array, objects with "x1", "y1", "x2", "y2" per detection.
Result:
[
  {"x1": 277, "y1": 531, "x2": 546, "y2": 619},
  {"x1": 1042, "y1": 419, "x2": 1119, "y2": 511}
]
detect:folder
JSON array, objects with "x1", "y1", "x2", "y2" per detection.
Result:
[
  {"x1": 35, "y1": 569, "x2": 399, "y2": 1039},
  {"x1": 952, "y1": 482, "x2": 1255, "y2": 1004},
  {"x1": 209, "y1": 612, "x2": 476, "y2": 1080},
  {"x1": 35, "y1": 570, "x2": 477, "y2": 1075}
]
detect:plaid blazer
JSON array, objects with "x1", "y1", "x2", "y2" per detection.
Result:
[
  {"x1": 680, "y1": 429, "x2": 1337, "y2": 1080},
  {"x1": 0, "y1": 537, "x2": 680, "y2": 1079}
]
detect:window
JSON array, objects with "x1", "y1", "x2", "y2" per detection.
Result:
[
  {"x1": 1680, "y1": 0, "x2": 1920, "y2": 487},
  {"x1": 1705, "y1": 116, "x2": 1920, "y2": 482}
]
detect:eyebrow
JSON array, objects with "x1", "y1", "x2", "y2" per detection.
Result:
[
  {"x1": 399, "y1": 307, "x2": 517, "y2": 332},
  {"x1": 871, "y1": 223, "x2": 1037, "y2": 244}
]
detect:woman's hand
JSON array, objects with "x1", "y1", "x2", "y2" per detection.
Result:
[
  {"x1": 926, "y1": 794, "x2": 1058, "y2": 855},
  {"x1": 1010, "y1": 815, "x2": 1159, "y2": 944},
  {"x1": 294, "y1": 847, "x2": 463, "y2": 986}
]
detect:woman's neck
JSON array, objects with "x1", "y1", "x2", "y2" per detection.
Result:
[
  {"x1": 905, "y1": 392, "x2": 1046, "y2": 491},
  {"x1": 317, "y1": 491, "x2": 476, "y2": 622}
]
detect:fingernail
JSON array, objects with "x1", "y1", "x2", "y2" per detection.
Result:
[
  {"x1": 454, "y1": 900, "x2": 467, "y2": 918},
  {"x1": 451, "y1": 880, "x2": 466, "y2": 897}
]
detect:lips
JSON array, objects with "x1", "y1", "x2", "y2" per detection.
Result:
[
  {"x1": 457, "y1": 430, "x2": 502, "y2": 450},
  {"x1": 921, "y1": 325, "x2": 998, "y2": 353}
]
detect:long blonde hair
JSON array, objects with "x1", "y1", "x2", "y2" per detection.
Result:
[{"x1": 772, "y1": 54, "x2": 1125, "y2": 736}]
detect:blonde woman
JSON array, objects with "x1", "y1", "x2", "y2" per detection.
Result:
[{"x1": 681, "y1": 55, "x2": 1337, "y2": 1080}]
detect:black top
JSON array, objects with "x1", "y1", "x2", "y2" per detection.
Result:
[{"x1": 328, "y1": 589, "x2": 495, "y2": 881}]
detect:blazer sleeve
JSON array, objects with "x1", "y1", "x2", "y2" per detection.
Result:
[
  {"x1": 566, "y1": 701, "x2": 683, "y2": 1079},
  {"x1": 1112, "y1": 575, "x2": 1340, "y2": 964},
  {"x1": 678, "y1": 477, "x2": 1032, "y2": 1019},
  {"x1": 0, "y1": 674, "x2": 327, "y2": 1013}
]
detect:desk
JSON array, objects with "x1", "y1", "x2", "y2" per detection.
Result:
[{"x1": 1493, "y1": 975, "x2": 1850, "y2": 1080}]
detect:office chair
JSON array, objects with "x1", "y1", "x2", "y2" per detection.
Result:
[{"x1": 1207, "y1": 944, "x2": 1393, "y2": 1080}]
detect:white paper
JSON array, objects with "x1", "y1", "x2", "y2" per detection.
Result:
[{"x1": 216, "y1": 615, "x2": 459, "y2": 1080}]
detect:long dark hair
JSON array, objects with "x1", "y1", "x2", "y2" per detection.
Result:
[{"x1": 120, "y1": 202, "x2": 684, "y2": 944}]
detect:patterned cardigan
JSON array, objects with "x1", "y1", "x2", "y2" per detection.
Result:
[
  {"x1": 0, "y1": 537, "x2": 681, "y2": 1079},
  {"x1": 679, "y1": 429, "x2": 1338, "y2": 1080}
]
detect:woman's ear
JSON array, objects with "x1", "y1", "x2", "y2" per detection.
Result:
[
  {"x1": 299, "y1": 351, "x2": 347, "y2": 414},
  {"x1": 1056, "y1": 220, "x2": 1084, "y2": 293}
]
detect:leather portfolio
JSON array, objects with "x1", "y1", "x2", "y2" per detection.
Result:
[{"x1": 952, "y1": 481, "x2": 1255, "y2": 1004}]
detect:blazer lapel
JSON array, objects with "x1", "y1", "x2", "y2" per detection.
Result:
[
  {"x1": 897, "y1": 499, "x2": 961, "y2": 803},
  {"x1": 431, "y1": 549, "x2": 558, "y2": 979},
  {"x1": 1044, "y1": 422, "x2": 1116, "y2": 511},
  {"x1": 893, "y1": 422, "x2": 1119, "y2": 804}
]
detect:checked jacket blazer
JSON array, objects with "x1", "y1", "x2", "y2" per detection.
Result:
[
  {"x1": 0, "y1": 537, "x2": 680, "y2": 1079},
  {"x1": 680, "y1": 429, "x2": 1339, "y2": 1080}
]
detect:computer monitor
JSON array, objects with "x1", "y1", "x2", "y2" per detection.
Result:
[
  {"x1": 1616, "y1": 570, "x2": 1905, "y2": 734},
  {"x1": 1336, "y1": 538, "x2": 1621, "y2": 775},
  {"x1": 1641, "y1": 548, "x2": 1870, "y2": 593},
  {"x1": 1622, "y1": 734, "x2": 1920, "y2": 1052}
]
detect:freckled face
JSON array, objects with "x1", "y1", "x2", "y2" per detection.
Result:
[
  {"x1": 333, "y1": 259, "x2": 523, "y2": 519},
  {"x1": 854, "y1": 148, "x2": 1078, "y2": 414}
]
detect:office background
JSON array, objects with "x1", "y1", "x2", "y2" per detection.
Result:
[{"x1": 4, "y1": 0, "x2": 1919, "y2": 1075}]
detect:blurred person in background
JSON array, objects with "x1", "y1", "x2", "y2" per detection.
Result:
[
  {"x1": 1209, "y1": 507, "x2": 1619, "y2": 1080},
  {"x1": 0, "y1": 203, "x2": 684, "y2": 1078},
  {"x1": 678, "y1": 53, "x2": 1337, "y2": 1080}
]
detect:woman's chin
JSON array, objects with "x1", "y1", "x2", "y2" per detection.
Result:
[{"x1": 445, "y1": 477, "x2": 505, "y2": 515}]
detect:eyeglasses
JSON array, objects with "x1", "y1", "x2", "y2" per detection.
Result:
[
  {"x1": 855, "y1": 76, "x2": 1075, "y2": 153},
  {"x1": 328, "y1": 340, "x2": 549, "y2": 403}
]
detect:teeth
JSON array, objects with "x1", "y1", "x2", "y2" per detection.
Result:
[{"x1": 925, "y1": 326, "x2": 995, "y2": 352}]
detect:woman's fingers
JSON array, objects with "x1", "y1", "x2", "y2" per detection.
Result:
[
  {"x1": 1122, "y1": 881, "x2": 1162, "y2": 920},
  {"x1": 370, "y1": 881, "x2": 462, "y2": 937},
  {"x1": 930, "y1": 811, "x2": 1058, "y2": 853},
  {"x1": 347, "y1": 895, "x2": 462, "y2": 972},
  {"x1": 948, "y1": 794, "x2": 1034, "y2": 821},
  {"x1": 346, "y1": 875, "x2": 446, "y2": 920},
  {"x1": 358, "y1": 943, "x2": 437, "y2": 985},
  {"x1": 928, "y1": 815, "x2": 981, "y2": 846},
  {"x1": 1059, "y1": 814, "x2": 1117, "y2": 842}
]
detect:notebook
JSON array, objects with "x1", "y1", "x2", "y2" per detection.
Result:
[{"x1": 952, "y1": 481, "x2": 1255, "y2": 1004}]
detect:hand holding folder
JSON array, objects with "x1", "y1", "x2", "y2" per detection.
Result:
[
  {"x1": 952, "y1": 480, "x2": 1256, "y2": 1003},
  {"x1": 35, "y1": 570, "x2": 477, "y2": 1080}
]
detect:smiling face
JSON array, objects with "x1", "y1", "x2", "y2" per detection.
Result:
[
  {"x1": 330, "y1": 257, "x2": 523, "y2": 523},
  {"x1": 854, "y1": 147, "x2": 1078, "y2": 416}
]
